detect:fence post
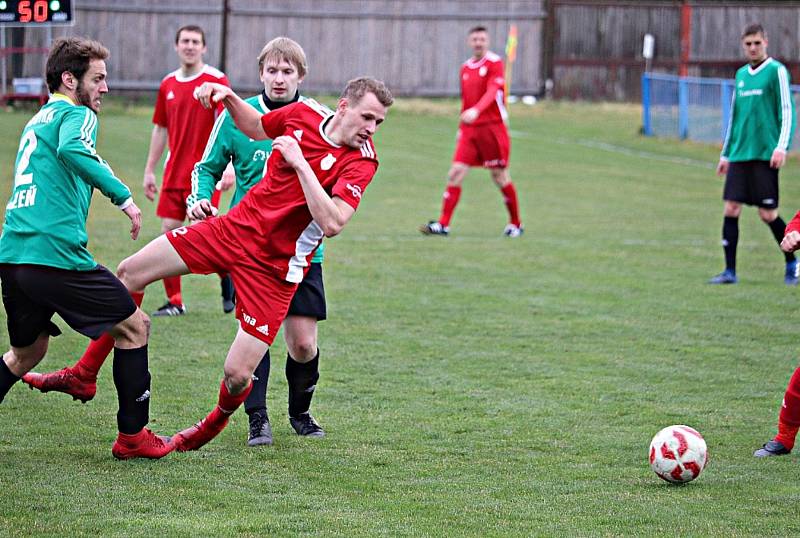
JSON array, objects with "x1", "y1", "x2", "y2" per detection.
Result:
[
  {"x1": 678, "y1": 77, "x2": 689, "y2": 140},
  {"x1": 641, "y1": 73, "x2": 652, "y2": 136},
  {"x1": 720, "y1": 80, "x2": 733, "y2": 142}
]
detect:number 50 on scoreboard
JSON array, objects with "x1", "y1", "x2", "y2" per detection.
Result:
[{"x1": 0, "y1": 0, "x2": 73, "y2": 26}]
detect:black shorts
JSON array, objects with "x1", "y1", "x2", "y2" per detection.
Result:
[
  {"x1": 0, "y1": 264, "x2": 137, "y2": 348},
  {"x1": 723, "y1": 160, "x2": 780, "y2": 209},
  {"x1": 288, "y1": 262, "x2": 326, "y2": 321}
]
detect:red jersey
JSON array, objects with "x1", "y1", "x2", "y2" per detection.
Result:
[
  {"x1": 152, "y1": 64, "x2": 229, "y2": 191},
  {"x1": 460, "y1": 51, "x2": 507, "y2": 126},
  {"x1": 223, "y1": 99, "x2": 379, "y2": 283}
]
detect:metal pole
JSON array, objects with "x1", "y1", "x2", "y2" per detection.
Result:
[
  {"x1": 1, "y1": 27, "x2": 7, "y2": 100},
  {"x1": 219, "y1": 0, "x2": 229, "y2": 73}
]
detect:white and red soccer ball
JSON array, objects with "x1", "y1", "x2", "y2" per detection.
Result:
[{"x1": 649, "y1": 425, "x2": 708, "y2": 484}]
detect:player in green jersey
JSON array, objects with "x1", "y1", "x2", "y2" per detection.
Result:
[
  {"x1": 0, "y1": 37, "x2": 172, "y2": 460},
  {"x1": 710, "y1": 23, "x2": 798, "y2": 285},
  {"x1": 188, "y1": 37, "x2": 326, "y2": 445}
]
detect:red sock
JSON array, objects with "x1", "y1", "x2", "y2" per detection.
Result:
[
  {"x1": 438, "y1": 185, "x2": 461, "y2": 227},
  {"x1": 74, "y1": 291, "x2": 145, "y2": 380},
  {"x1": 216, "y1": 379, "x2": 253, "y2": 416},
  {"x1": 163, "y1": 276, "x2": 182, "y2": 306},
  {"x1": 500, "y1": 182, "x2": 521, "y2": 227},
  {"x1": 211, "y1": 187, "x2": 222, "y2": 209},
  {"x1": 775, "y1": 367, "x2": 800, "y2": 450}
]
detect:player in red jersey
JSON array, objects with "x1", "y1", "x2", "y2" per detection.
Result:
[
  {"x1": 102, "y1": 77, "x2": 392, "y2": 451},
  {"x1": 143, "y1": 24, "x2": 232, "y2": 317},
  {"x1": 420, "y1": 26, "x2": 523, "y2": 238},
  {"x1": 755, "y1": 210, "x2": 800, "y2": 456}
]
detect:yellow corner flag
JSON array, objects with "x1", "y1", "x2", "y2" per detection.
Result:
[{"x1": 505, "y1": 25, "x2": 518, "y2": 99}]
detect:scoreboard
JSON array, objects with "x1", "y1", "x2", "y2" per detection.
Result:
[{"x1": 0, "y1": 0, "x2": 73, "y2": 25}]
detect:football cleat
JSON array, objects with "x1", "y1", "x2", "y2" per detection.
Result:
[
  {"x1": 785, "y1": 260, "x2": 799, "y2": 286},
  {"x1": 708, "y1": 269, "x2": 738, "y2": 285},
  {"x1": 419, "y1": 221, "x2": 449, "y2": 236},
  {"x1": 753, "y1": 439, "x2": 791, "y2": 458},
  {"x1": 289, "y1": 412, "x2": 325, "y2": 438},
  {"x1": 152, "y1": 301, "x2": 186, "y2": 317},
  {"x1": 503, "y1": 224, "x2": 524, "y2": 238},
  {"x1": 220, "y1": 274, "x2": 236, "y2": 314},
  {"x1": 172, "y1": 415, "x2": 229, "y2": 452},
  {"x1": 112, "y1": 428, "x2": 173, "y2": 460},
  {"x1": 247, "y1": 410, "x2": 273, "y2": 447},
  {"x1": 21, "y1": 367, "x2": 96, "y2": 403}
]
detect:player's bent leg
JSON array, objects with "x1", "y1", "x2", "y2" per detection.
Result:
[
  {"x1": 710, "y1": 200, "x2": 742, "y2": 284},
  {"x1": 758, "y1": 208, "x2": 799, "y2": 285},
  {"x1": 1, "y1": 333, "x2": 49, "y2": 403},
  {"x1": 173, "y1": 328, "x2": 264, "y2": 452},
  {"x1": 490, "y1": 168, "x2": 524, "y2": 237},
  {"x1": 155, "y1": 217, "x2": 187, "y2": 316},
  {"x1": 284, "y1": 316, "x2": 324, "y2": 437},
  {"x1": 284, "y1": 315, "x2": 319, "y2": 362},
  {"x1": 106, "y1": 309, "x2": 172, "y2": 460},
  {"x1": 117, "y1": 234, "x2": 190, "y2": 293}
]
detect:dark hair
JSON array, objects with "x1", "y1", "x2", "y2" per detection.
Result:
[
  {"x1": 45, "y1": 37, "x2": 109, "y2": 93},
  {"x1": 469, "y1": 26, "x2": 488, "y2": 35},
  {"x1": 175, "y1": 24, "x2": 206, "y2": 45},
  {"x1": 742, "y1": 23, "x2": 766, "y2": 39},
  {"x1": 340, "y1": 77, "x2": 394, "y2": 107}
]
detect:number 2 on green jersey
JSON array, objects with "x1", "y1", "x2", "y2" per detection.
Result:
[{"x1": 14, "y1": 130, "x2": 37, "y2": 189}]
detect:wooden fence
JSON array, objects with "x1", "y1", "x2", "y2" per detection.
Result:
[
  {"x1": 4, "y1": 0, "x2": 545, "y2": 97},
  {"x1": 6, "y1": 1, "x2": 800, "y2": 101},
  {"x1": 549, "y1": 0, "x2": 800, "y2": 101}
]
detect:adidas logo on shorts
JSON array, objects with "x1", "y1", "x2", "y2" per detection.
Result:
[{"x1": 256, "y1": 324, "x2": 269, "y2": 336}]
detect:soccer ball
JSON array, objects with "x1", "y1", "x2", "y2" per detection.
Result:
[{"x1": 648, "y1": 425, "x2": 708, "y2": 484}]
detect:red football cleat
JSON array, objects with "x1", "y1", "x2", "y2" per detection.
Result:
[
  {"x1": 112, "y1": 428, "x2": 174, "y2": 460},
  {"x1": 21, "y1": 367, "x2": 96, "y2": 403},
  {"x1": 172, "y1": 415, "x2": 230, "y2": 452}
]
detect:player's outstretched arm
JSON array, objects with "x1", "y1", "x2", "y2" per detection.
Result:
[
  {"x1": 143, "y1": 125, "x2": 167, "y2": 201},
  {"x1": 57, "y1": 108, "x2": 133, "y2": 208},
  {"x1": 273, "y1": 135, "x2": 355, "y2": 237},
  {"x1": 197, "y1": 83, "x2": 267, "y2": 140}
]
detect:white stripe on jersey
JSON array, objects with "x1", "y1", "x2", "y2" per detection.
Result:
[
  {"x1": 78, "y1": 108, "x2": 119, "y2": 176},
  {"x1": 360, "y1": 139, "x2": 375, "y2": 159},
  {"x1": 495, "y1": 89, "x2": 508, "y2": 122},
  {"x1": 286, "y1": 220, "x2": 325, "y2": 283},
  {"x1": 777, "y1": 66, "x2": 793, "y2": 151},
  {"x1": 303, "y1": 98, "x2": 334, "y2": 118},
  {"x1": 190, "y1": 109, "x2": 229, "y2": 205}
]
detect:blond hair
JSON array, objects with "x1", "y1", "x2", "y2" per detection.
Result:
[{"x1": 257, "y1": 37, "x2": 308, "y2": 78}]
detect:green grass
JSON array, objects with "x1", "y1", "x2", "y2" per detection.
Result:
[{"x1": 2, "y1": 97, "x2": 800, "y2": 536}]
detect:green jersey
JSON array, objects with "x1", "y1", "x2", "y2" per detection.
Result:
[
  {"x1": 722, "y1": 57, "x2": 796, "y2": 162},
  {"x1": 189, "y1": 93, "x2": 324, "y2": 263},
  {"x1": 0, "y1": 95, "x2": 132, "y2": 271}
]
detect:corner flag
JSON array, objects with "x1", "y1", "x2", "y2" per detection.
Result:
[{"x1": 505, "y1": 25, "x2": 518, "y2": 98}]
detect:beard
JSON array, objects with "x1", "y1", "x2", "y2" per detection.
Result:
[{"x1": 76, "y1": 80, "x2": 98, "y2": 112}]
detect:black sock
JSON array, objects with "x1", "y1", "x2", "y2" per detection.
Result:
[
  {"x1": 767, "y1": 217, "x2": 796, "y2": 263},
  {"x1": 722, "y1": 216, "x2": 739, "y2": 272},
  {"x1": 0, "y1": 358, "x2": 20, "y2": 404},
  {"x1": 244, "y1": 350, "x2": 270, "y2": 415},
  {"x1": 112, "y1": 346, "x2": 150, "y2": 434},
  {"x1": 286, "y1": 351, "x2": 319, "y2": 418}
]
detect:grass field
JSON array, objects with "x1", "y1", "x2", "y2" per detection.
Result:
[{"x1": 2, "y1": 97, "x2": 800, "y2": 536}]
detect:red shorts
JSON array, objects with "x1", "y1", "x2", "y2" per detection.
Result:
[
  {"x1": 453, "y1": 122, "x2": 510, "y2": 168},
  {"x1": 157, "y1": 186, "x2": 223, "y2": 221},
  {"x1": 165, "y1": 218, "x2": 298, "y2": 345}
]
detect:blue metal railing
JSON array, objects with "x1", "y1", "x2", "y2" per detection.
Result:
[{"x1": 642, "y1": 72, "x2": 800, "y2": 145}]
